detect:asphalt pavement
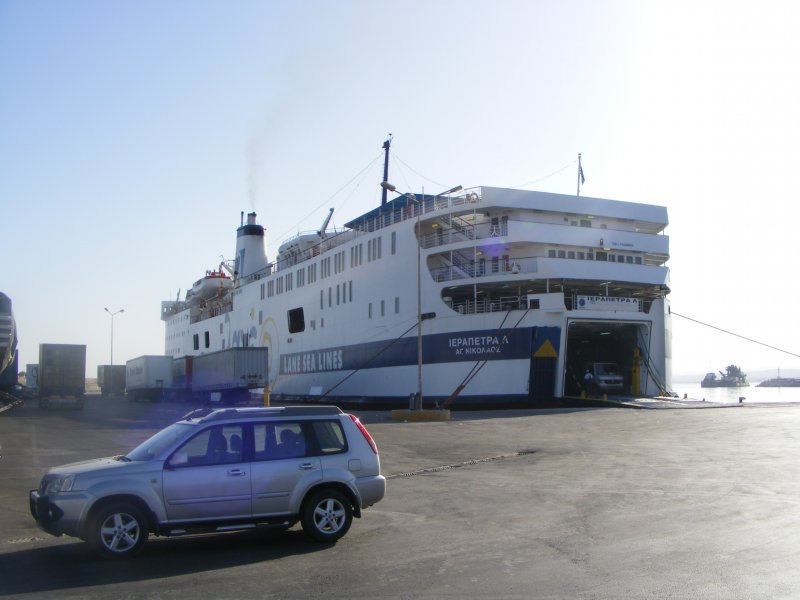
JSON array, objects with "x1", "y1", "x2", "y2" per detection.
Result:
[{"x1": 2, "y1": 396, "x2": 800, "y2": 599}]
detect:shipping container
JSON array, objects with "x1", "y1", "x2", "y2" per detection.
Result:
[
  {"x1": 192, "y1": 347, "x2": 268, "y2": 403},
  {"x1": 26, "y1": 363, "x2": 38, "y2": 389},
  {"x1": 38, "y1": 344, "x2": 86, "y2": 407},
  {"x1": 126, "y1": 355, "x2": 173, "y2": 402},
  {"x1": 170, "y1": 355, "x2": 193, "y2": 401},
  {"x1": 97, "y1": 365, "x2": 126, "y2": 395}
]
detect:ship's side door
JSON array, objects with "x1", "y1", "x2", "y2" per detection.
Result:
[{"x1": 162, "y1": 423, "x2": 251, "y2": 522}]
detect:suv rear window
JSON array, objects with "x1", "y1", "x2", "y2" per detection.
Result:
[
  {"x1": 252, "y1": 420, "x2": 347, "y2": 461},
  {"x1": 310, "y1": 420, "x2": 347, "y2": 455}
]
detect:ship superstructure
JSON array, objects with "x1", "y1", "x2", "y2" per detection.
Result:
[{"x1": 162, "y1": 181, "x2": 672, "y2": 405}]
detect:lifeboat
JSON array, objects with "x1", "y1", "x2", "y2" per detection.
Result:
[{"x1": 189, "y1": 269, "x2": 233, "y2": 300}]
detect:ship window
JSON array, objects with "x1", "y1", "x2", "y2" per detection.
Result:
[
  {"x1": 277, "y1": 277, "x2": 284, "y2": 294},
  {"x1": 492, "y1": 257, "x2": 499, "y2": 272},
  {"x1": 320, "y1": 290, "x2": 324, "y2": 309},
  {"x1": 204, "y1": 331, "x2": 210, "y2": 348},
  {"x1": 261, "y1": 283, "x2": 265, "y2": 300},
  {"x1": 259, "y1": 310, "x2": 263, "y2": 325},
  {"x1": 391, "y1": 232, "x2": 396, "y2": 255},
  {"x1": 395, "y1": 297, "x2": 400, "y2": 314},
  {"x1": 626, "y1": 256, "x2": 634, "y2": 264},
  {"x1": 380, "y1": 299, "x2": 385, "y2": 317},
  {"x1": 220, "y1": 323, "x2": 223, "y2": 334},
  {"x1": 548, "y1": 249, "x2": 556, "y2": 258},
  {"x1": 297, "y1": 269, "x2": 304, "y2": 287},
  {"x1": 368, "y1": 302, "x2": 373, "y2": 319},
  {"x1": 310, "y1": 320, "x2": 316, "y2": 330},
  {"x1": 586, "y1": 252, "x2": 594, "y2": 260},
  {"x1": 288, "y1": 308, "x2": 305, "y2": 333},
  {"x1": 377, "y1": 237, "x2": 382, "y2": 259},
  {"x1": 349, "y1": 280, "x2": 353, "y2": 302},
  {"x1": 580, "y1": 220, "x2": 592, "y2": 228},
  {"x1": 609, "y1": 254, "x2": 616, "y2": 263},
  {"x1": 635, "y1": 256, "x2": 642, "y2": 264},
  {"x1": 336, "y1": 285, "x2": 340, "y2": 305},
  {"x1": 193, "y1": 334, "x2": 199, "y2": 350},
  {"x1": 596, "y1": 252, "x2": 608, "y2": 261},
  {"x1": 328, "y1": 287, "x2": 332, "y2": 307},
  {"x1": 557, "y1": 250, "x2": 566, "y2": 259},
  {"x1": 568, "y1": 251, "x2": 575, "y2": 259},
  {"x1": 529, "y1": 299, "x2": 540, "y2": 309},
  {"x1": 286, "y1": 272, "x2": 293, "y2": 291}
]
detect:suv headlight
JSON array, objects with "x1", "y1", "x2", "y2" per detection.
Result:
[{"x1": 44, "y1": 474, "x2": 77, "y2": 495}]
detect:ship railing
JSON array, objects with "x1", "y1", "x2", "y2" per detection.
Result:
[
  {"x1": 352, "y1": 188, "x2": 482, "y2": 237},
  {"x1": 432, "y1": 256, "x2": 538, "y2": 283},
  {"x1": 266, "y1": 191, "x2": 481, "y2": 273},
  {"x1": 447, "y1": 296, "x2": 528, "y2": 315},
  {"x1": 190, "y1": 300, "x2": 233, "y2": 324},
  {"x1": 447, "y1": 293, "x2": 648, "y2": 315},
  {"x1": 424, "y1": 221, "x2": 515, "y2": 250}
]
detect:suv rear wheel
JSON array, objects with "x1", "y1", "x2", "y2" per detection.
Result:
[
  {"x1": 88, "y1": 503, "x2": 149, "y2": 558},
  {"x1": 301, "y1": 489, "x2": 353, "y2": 542}
]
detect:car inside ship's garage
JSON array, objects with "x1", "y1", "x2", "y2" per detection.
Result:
[{"x1": 563, "y1": 320, "x2": 649, "y2": 397}]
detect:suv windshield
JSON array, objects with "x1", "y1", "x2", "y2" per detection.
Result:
[
  {"x1": 595, "y1": 363, "x2": 619, "y2": 376},
  {"x1": 126, "y1": 423, "x2": 194, "y2": 461}
]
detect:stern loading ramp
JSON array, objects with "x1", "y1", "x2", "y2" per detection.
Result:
[{"x1": 563, "y1": 320, "x2": 658, "y2": 398}]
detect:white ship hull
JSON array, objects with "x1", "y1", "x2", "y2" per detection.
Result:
[{"x1": 162, "y1": 187, "x2": 672, "y2": 406}]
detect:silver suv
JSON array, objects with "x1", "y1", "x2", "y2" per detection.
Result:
[{"x1": 29, "y1": 406, "x2": 385, "y2": 558}]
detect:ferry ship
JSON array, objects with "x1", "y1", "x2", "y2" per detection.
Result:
[
  {"x1": 162, "y1": 167, "x2": 672, "y2": 406},
  {"x1": 0, "y1": 292, "x2": 19, "y2": 395}
]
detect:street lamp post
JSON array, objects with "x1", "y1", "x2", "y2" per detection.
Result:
[
  {"x1": 104, "y1": 307, "x2": 124, "y2": 395},
  {"x1": 380, "y1": 182, "x2": 462, "y2": 410}
]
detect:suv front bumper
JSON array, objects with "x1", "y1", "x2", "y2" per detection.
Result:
[
  {"x1": 29, "y1": 490, "x2": 89, "y2": 538},
  {"x1": 29, "y1": 490, "x2": 65, "y2": 536}
]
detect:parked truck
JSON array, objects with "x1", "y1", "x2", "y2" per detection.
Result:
[
  {"x1": 191, "y1": 347, "x2": 268, "y2": 404},
  {"x1": 170, "y1": 355, "x2": 193, "y2": 402},
  {"x1": 125, "y1": 355, "x2": 173, "y2": 402},
  {"x1": 97, "y1": 364, "x2": 126, "y2": 396},
  {"x1": 38, "y1": 344, "x2": 86, "y2": 408}
]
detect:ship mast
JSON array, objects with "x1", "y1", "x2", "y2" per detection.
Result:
[{"x1": 381, "y1": 134, "x2": 392, "y2": 205}]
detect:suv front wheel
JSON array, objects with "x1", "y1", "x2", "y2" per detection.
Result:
[
  {"x1": 301, "y1": 489, "x2": 353, "y2": 542},
  {"x1": 88, "y1": 502, "x2": 149, "y2": 558}
]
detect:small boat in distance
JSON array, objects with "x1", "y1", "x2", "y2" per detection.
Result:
[{"x1": 701, "y1": 365, "x2": 748, "y2": 388}]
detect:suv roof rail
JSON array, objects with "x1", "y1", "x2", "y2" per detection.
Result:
[{"x1": 182, "y1": 405, "x2": 343, "y2": 423}]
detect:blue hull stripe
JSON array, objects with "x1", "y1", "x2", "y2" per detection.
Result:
[{"x1": 279, "y1": 327, "x2": 535, "y2": 375}]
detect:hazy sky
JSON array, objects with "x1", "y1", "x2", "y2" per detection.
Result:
[{"x1": 2, "y1": 0, "x2": 799, "y2": 381}]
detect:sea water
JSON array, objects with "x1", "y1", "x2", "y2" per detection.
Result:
[{"x1": 670, "y1": 382, "x2": 800, "y2": 404}]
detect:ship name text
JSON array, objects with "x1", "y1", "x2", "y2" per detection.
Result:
[
  {"x1": 448, "y1": 335, "x2": 510, "y2": 356},
  {"x1": 282, "y1": 349, "x2": 343, "y2": 374}
]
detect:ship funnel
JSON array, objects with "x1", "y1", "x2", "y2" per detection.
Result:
[{"x1": 234, "y1": 212, "x2": 268, "y2": 280}]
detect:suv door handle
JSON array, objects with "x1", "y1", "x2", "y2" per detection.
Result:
[
  {"x1": 298, "y1": 462, "x2": 316, "y2": 470},
  {"x1": 227, "y1": 468, "x2": 246, "y2": 476}
]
